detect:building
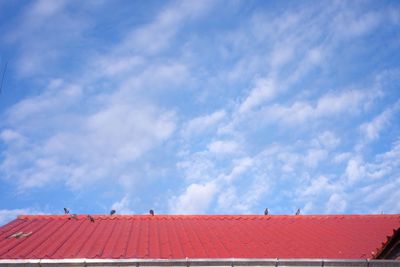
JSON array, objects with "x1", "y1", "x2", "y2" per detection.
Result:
[{"x1": 0, "y1": 214, "x2": 399, "y2": 267}]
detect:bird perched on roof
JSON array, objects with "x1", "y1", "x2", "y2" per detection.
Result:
[
  {"x1": 110, "y1": 210, "x2": 116, "y2": 215},
  {"x1": 64, "y1": 208, "x2": 70, "y2": 214},
  {"x1": 295, "y1": 208, "x2": 301, "y2": 215},
  {"x1": 149, "y1": 209, "x2": 154, "y2": 216},
  {"x1": 264, "y1": 208, "x2": 269, "y2": 215},
  {"x1": 69, "y1": 214, "x2": 78, "y2": 220},
  {"x1": 88, "y1": 215, "x2": 95, "y2": 223}
]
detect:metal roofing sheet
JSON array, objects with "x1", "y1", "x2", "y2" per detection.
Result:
[{"x1": 0, "y1": 214, "x2": 399, "y2": 260}]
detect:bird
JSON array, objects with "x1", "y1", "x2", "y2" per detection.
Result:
[
  {"x1": 88, "y1": 215, "x2": 95, "y2": 223},
  {"x1": 64, "y1": 208, "x2": 70, "y2": 214},
  {"x1": 295, "y1": 208, "x2": 301, "y2": 215},
  {"x1": 149, "y1": 209, "x2": 154, "y2": 216},
  {"x1": 264, "y1": 208, "x2": 269, "y2": 215},
  {"x1": 69, "y1": 214, "x2": 78, "y2": 220},
  {"x1": 110, "y1": 210, "x2": 116, "y2": 215}
]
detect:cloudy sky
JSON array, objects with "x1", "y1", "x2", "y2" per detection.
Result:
[{"x1": 0, "y1": 0, "x2": 399, "y2": 225}]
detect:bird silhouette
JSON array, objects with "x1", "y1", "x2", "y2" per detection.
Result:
[
  {"x1": 69, "y1": 214, "x2": 78, "y2": 220},
  {"x1": 110, "y1": 210, "x2": 116, "y2": 215},
  {"x1": 64, "y1": 208, "x2": 70, "y2": 214},
  {"x1": 295, "y1": 208, "x2": 301, "y2": 215},
  {"x1": 264, "y1": 208, "x2": 269, "y2": 215},
  {"x1": 88, "y1": 215, "x2": 95, "y2": 223},
  {"x1": 149, "y1": 209, "x2": 154, "y2": 216}
]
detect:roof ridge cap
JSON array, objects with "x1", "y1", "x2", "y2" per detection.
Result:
[{"x1": 16, "y1": 214, "x2": 400, "y2": 220}]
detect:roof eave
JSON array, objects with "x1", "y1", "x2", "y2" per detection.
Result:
[{"x1": 0, "y1": 258, "x2": 399, "y2": 267}]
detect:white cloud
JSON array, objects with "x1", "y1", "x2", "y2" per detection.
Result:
[
  {"x1": 360, "y1": 114, "x2": 389, "y2": 141},
  {"x1": 111, "y1": 195, "x2": 135, "y2": 214},
  {"x1": 7, "y1": 1, "x2": 89, "y2": 77},
  {"x1": 99, "y1": 56, "x2": 144, "y2": 77},
  {"x1": 87, "y1": 104, "x2": 175, "y2": 162},
  {"x1": 7, "y1": 79, "x2": 82, "y2": 122},
  {"x1": 261, "y1": 89, "x2": 374, "y2": 126},
  {"x1": 217, "y1": 176, "x2": 269, "y2": 214},
  {"x1": 370, "y1": 177, "x2": 400, "y2": 214},
  {"x1": 13, "y1": 0, "x2": 224, "y2": 196},
  {"x1": 29, "y1": 0, "x2": 66, "y2": 18},
  {"x1": 1, "y1": 0, "x2": 220, "y2": 192},
  {"x1": 300, "y1": 176, "x2": 338, "y2": 198},
  {"x1": 8, "y1": 0, "x2": 213, "y2": 78},
  {"x1": 208, "y1": 140, "x2": 240, "y2": 154},
  {"x1": 115, "y1": 0, "x2": 214, "y2": 56},
  {"x1": 302, "y1": 201, "x2": 316, "y2": 214},
  {"x1": 365, "y1": 140, "x2": 400, "y2": 180},
  {"x1": 217, "y1": 186, "x2": 237, "y2": 211},
  {"x1": 174, "y1": 152, "x2": 259, "y2": 214},
  {"x1": 269, "y1": 46, "x2": 294, "y2": 69},
  {"x1": 174, "y1": 150, "x2": 256, "y2": 213},
  {"x1": 222, "y1": 157, "x2": 253, "y2": 182},
  {"x1": 181, "y1": 110, "x2": 226, "y2": 138},
  {"x1": 312, "y1": 131, "x2": 340, "y2": 150},
  {"x1": 2, "y1": 0, "x2": 399, "y2": 217},
  {"x1": 326, "y1": 193, "x2": 347, "y2": 213},
  {"x1": 316, "y1": 90, "x2": 369, "y2": 115},
  {"x1": 344, "y1": 140, "x2": 400, "y2": 185},
  {"x1": 177, "y1": 153, "x2": 216, "y2": 182},
  {"x1": 304, "y1": 149, "x2": 327, "y2": 168},
  {"x1": 345, "y1": 157, "x2": 366, "y2": 183},
  {"x1": 169, "y1": 182, "x2": 217, "y2": 214},
  {"x1": 239, "y1": 77, "x2": 277, "y2": 114},
  {"x1": 284, "y1": 47, "x2": 324, "y2": 87},
  {"x1": 0, "y1": 129, "x2": 24, "y2": 143},
  {"x1": 334, "y1": 11, "x2": 381, "y2": 38},
  {"x1": 276, "y1": 150, "x2": 301, "y2": 173},
  {"x1": 333, "y1": 152, "x2": 352, "y2": 163},
  {"x1": 1, "y1": 77, "x2": 177, "y2": 190},
  {"x1": 360, "y1": 101, "x2": 400, "y2": 142}
]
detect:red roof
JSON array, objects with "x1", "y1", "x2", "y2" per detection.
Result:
[{"x1": 0, "y1": 214, "x2": 399, "y2": 260}]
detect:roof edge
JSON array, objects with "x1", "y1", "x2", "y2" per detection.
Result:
[
  {"x1": 0, "y1": 258, "x2": 399, "y2": 266},
  {"x1": 16, "y1": 214, "x2": 400, "y2": 220},
  {"x1": 375, "y1": 228, "x2": 400, "y2": 259}
]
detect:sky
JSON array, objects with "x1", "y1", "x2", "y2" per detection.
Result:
[{"x1": 0, "y1": 0, "x2": 400, "y2": 225}]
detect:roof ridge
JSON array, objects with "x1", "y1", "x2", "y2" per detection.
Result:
[{"x1": 16, "y1": 214, "x2": 400, "y2": 221}]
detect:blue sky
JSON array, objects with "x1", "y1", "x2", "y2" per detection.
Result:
[{"x1": 0, "y1": 0, "x2": 400, "y2": 225}]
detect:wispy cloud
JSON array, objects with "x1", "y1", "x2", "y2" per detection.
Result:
[
  {"x1": 169, "y1": 181, "x2": 218, "y2": 214},
  {"x1": 207, "y1": 140, "x2": 240, "y2": 155},
  {"x1": 1, "y1": 1, "x2": 212, "y2": 191},
  {"x1": 5, "y1": 0, "x2": 89, "y2": 77},
  {"x1": 1, "y1": 78, "x2": 176, "y2": 190},
  {"x1": 260, "y1": 89, "x2": 377, "y2": 126},
  {"x1": 181, "y1": 110, "x2": 226, "y2": 139},
  {"x1": 238, "y1": 78, "x2": 277, "y2": 114},
  {"x1": 360, "y1": 101, "x2": 400, "y2": 142},
  {"x1": 0, "y1": 0, "x2": 399, "y2": 217}
]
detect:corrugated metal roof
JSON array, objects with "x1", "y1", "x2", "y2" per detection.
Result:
[{"x1": 0, "y1": 214, "x2": 399, "y2": 260}]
